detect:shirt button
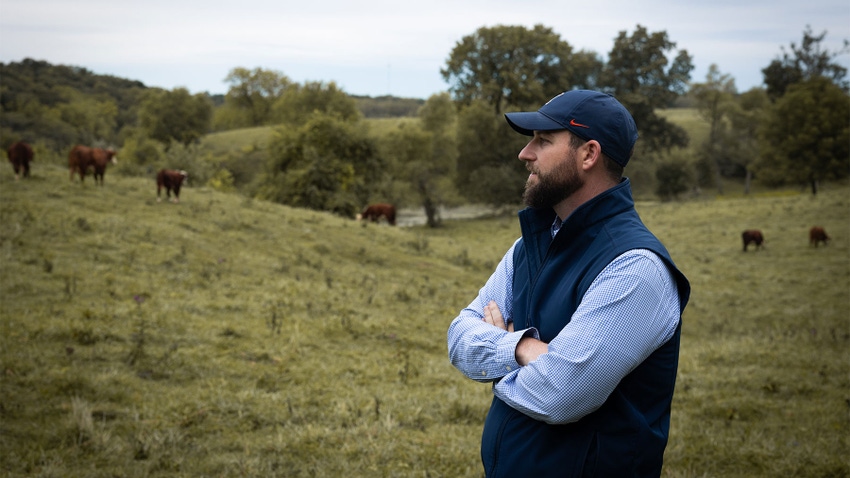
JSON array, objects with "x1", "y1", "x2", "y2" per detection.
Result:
[
  {"x1": 505, "y1": 366, "x2": 512, "y2": 371},
  {"x1": 481, "y1": 371, "x2": 487, "y2": 376}
]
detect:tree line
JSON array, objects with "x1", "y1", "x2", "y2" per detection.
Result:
[{"x1": 1, "y1": 24, "x2": 848, "y2": 225}]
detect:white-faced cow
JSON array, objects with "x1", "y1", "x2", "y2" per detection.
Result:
[
  {"x1": 68, "y1": 145, "x2": 117, "y2": 185},
  {"x1": 157, "y1": 169, "x2": 188, "y2": 203}
]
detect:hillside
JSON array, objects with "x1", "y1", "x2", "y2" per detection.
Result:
[
  {"x1": 1, "y1": 164, "x2": 847, "y2": 476},
  {"x1": 0, "y1": 164, "x2": 515, "y2": 476}
]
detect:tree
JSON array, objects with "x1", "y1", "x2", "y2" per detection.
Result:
[
  {"x1": 441, "y1": 24, "x2": 602, "y2": 114},
  {"x1": 138, "y1": 87, "x2": 212, "y2": 147},
  {"x1": 411, "y1": 93, "x2": 459, "y2": 227},
  {"x1": 271, "y1": 81, "x2": 360, "y2": 125},
  {"x1": 762, "y1": 26, "x2": 849, "y2": 101},
  {"x1": 755, "y1": 77, "x2": 849, "y2": 194},
  {"x1": 0, "y1": 59, "x2": 145, "y2": 151},
  {"x1": 599, "y1": 25, "x2": 694, "y2": 154},
  {"x1": 219, "y1": 67, "x2": 292, "y2": 128},
  {"x1": 259, "y1": 113, "x2": 380, "y2": 216},
  {"x1": 454, "y1": 99, "x2": 527, "y2": 206},
  {"x1": 690, "y1": 64, "x2": 737, "y2": 193},
  {"x1": 375, "y1": 94, "x2": 460, "y2": 227},
  {"x1": 655, "y1": 156, "x2": 693, "y2": 201},
  {"x1": 51, "y1": 86, "x2": 118, "y2": 146},
  {"x1": 722, "y1": 88, "x2": 770, "y2": 194}
]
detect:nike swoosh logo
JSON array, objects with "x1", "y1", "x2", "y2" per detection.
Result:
[{"x1": 570, "y1": 119, "x2": 589, "y2": 128}]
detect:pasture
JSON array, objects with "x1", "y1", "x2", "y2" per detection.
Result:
[{"x1": 0, "y1": 163, "x2": 847, "y2": 477}]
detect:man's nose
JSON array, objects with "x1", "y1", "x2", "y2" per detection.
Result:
[{"x1": 518, "y1": 142, "x2": 535, "y2": 162}]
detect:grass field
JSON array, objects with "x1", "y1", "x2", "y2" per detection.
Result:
[{"x1": 1, "y1": 163, "x2": 847, "y2": 477}]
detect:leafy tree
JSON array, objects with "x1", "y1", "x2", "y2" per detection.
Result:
[
  {"x1": 1, "y1": 92, "x2": 77, "y2": 151},
  {"x1": 379, "y1": 124, "x2": 432, "y2": 212},
  {"x1": 138, "y1": 88, "x2": 212, "y2": 147},
  {"x1": 400, "y1": 93, "x2": 459, "y2": 227},
  {"x1": 260, "y1": 113, "x2": 380, "y2": 216},
  {"x1": 0, "y1": 59, "x2": 145, "y2": 150},
  {"x1": 599, "y1": 25, "x2": 693, "y2": 154},
  {"x1": 755, "y1": 77, "x2": 849, "y2": 194},
  {"x1": 690, "y1": 64, "x2": 737, "y2": 193},
  {"x1": 272, "y1": 81, "x2": 360, "y2": 125},
  {"x1": 219, "y1": 67, "x2": 292, "y2": 128},
  {"x1": 454, "y1": 100, "x2": 527, "y2": 206},
  {"x1": 441, "y1": 24, "x2": 602, "y2": 113},
  {"x1": 762, "y1": 26, "x2": 849, "y2": 101},
  {"x1": 51, "y1": 86, "x2": 118, "y2": 146},
  {"x1": 655, "y1": 156, "x2": 693, "y2": 201},
  {"x1": 722, "y1": 88, "x2": 770, "y2": 194},
  {"x1": 113, "y1": 135, "x2": 164, "y2": 176}
]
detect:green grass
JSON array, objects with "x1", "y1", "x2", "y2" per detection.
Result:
[
  {"x1": 199, "y1": 126, "x2": 276, "y2": 155},
  {"x1": 1, "y1": 164, "x2": 848, "y2": 477},
  {"x1": 657, "y1": 108, "x2": 710, "y2": 146}
]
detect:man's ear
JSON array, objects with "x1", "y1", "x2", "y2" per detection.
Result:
[{"x1": 580, "y1": 140, "x2": 602, "y2": 171}]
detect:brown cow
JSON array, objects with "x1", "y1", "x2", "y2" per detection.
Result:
[
  {"x1": 809, "y1": 226, "x2": 830, "y2": 247},
  {"x1": 357, "y1": 203, "x2": 396, "y2": 225},
  {"x1": 742, "y1": 229, "x2": 764, "y2": 252},
  {"x1": 68, "y1": 145, "x2": 117, "y2": 185},
  {"x1": 157, "y1": 169, "x2": 188, "y2": 203},
  {"x1": 6, "y1": 141, "x2": 34, "y2": 180}
]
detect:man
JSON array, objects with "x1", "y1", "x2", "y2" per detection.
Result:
[{"x1": 447, "y1": 90, "x2": 690, "y2": 477}]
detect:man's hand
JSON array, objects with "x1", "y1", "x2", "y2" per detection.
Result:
[
  {"x1": 483, "y1": 300, "x2": 513, "y2": 332},
  {"x1": 483, "y1": 300, "x2": 547, "y2": 366}
]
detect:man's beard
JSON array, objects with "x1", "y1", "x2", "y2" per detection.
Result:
[{"x1": 522, "y1": 151, "x2": 583, "y2": 209}]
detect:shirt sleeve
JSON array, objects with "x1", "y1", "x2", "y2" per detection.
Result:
[
  {"x1": 447, "y1": 239, "x2": 541, "y2": 382},
  {"x1": 493, "y1": 249, "x2": 681, "y2": 425}
]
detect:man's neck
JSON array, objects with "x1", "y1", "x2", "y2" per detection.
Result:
[{"x1": 553, "y1": 179, "x2": 619, "y2": 221}]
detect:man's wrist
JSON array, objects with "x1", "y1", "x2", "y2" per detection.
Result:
[{"x1": 516, "y1": 335, "x2": 547, "y2": 366}]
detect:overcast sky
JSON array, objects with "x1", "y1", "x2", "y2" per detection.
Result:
[{"x1": 1, "y1": 0, "x2": 848, "y2": 99}]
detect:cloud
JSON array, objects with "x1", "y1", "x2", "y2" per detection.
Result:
[{"x1": 1, "y1": 0, "x2": 847, "y2": 98}]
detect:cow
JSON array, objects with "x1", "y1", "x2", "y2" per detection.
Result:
[
  {"x1": 742, "y1": 229, "x2": 764, "y2": 252},
  {"x1": 157, "y1": 169, "x2": 188, "y2": 203},
  {"x1": 809, "y1": 226, "x2": 830, "y2": 247},
  {"x1": 6, "y1": 141, "x2": 34, "y2": 180},
  {"x1": 68, "y1": 145, "x2": 117, "y2": 185},
  {"x1": 357, "y1": 203, "x2": 397, "y2": 225}
]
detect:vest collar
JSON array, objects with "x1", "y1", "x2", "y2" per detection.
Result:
[{"x1": 519, "y1": 178, "x2": 635, "y2": 239}]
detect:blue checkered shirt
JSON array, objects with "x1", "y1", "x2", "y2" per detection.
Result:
[{"x1": 447, "y1": 223, "x2": 681, "y2": 425}]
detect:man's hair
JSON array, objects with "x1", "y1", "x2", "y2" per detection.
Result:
[{"x1": 567, "y1": 132, "x2": 624, "y2": 181}]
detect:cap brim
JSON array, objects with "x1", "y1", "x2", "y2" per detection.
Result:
[{"x1": 505, "y1": 111, "x2": 564, "y2": 136}]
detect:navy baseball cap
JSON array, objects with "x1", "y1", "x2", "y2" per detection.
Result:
[{"x1": 504, "y1": 90, "x2": 639, "y2": 166}]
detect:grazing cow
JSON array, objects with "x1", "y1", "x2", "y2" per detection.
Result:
[
  {"x1": 157, "y1": 169, "x2": 188, "y2": 203},
  {"x1": 357, "y1": 203, "x2": 397, "y2": 225},
  {"x1": 6, "y1": 141, "x2": 34, "y2": 180},
  {"x1": 742, "y1": 229, "x2": 765, "y2": 252},
  {"x1": 809, "y1": 226, "x2": 830, "y2": 247},
  {"x1": 68, "y1": 145, "x2": 117, "y2": 185}
]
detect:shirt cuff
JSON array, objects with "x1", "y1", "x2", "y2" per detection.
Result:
[{"x1": 496, "y1": 327, "x2": 539, "y2": 374}]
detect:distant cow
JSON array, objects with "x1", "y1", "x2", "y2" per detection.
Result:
[
  {"x1": 6, "y1": 141, "x2": 34, "y2": 180},
  {"x1": 809, "y1": 226, "x2": 830, "y2": 247},
  {"x1": 157, "y1": 169, "x2": 188, "y2": 203},
  {"x1": 68, "y1": 145, "x2": 117, "y2": 185},
  {"x1": 357, "y1": 203, "x2": 396, "y2": 225},
  {"x1": 742, "y1": 229, "x2": 764, "y2": 252}
]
